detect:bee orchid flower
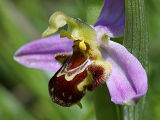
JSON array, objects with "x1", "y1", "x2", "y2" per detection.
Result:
[{"x1": 14, "y1": 0, "x2": 147, "y2": 107}]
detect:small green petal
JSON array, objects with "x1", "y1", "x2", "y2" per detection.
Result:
[{"x1": 42, "y1": 12, "x2": 96, "y2": 46}]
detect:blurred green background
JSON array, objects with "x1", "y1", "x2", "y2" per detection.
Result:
[{"x1": 0, "y1": 0, "x2": 159, "y2": 120}]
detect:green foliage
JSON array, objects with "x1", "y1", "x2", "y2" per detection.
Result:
[{"x1": 145, "y1": 0, "x2": 160, "y2": 120}]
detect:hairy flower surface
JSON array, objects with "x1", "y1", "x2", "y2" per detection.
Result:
[{"x1": 14, "y1": 0, "x2": 147, "y2": 107}]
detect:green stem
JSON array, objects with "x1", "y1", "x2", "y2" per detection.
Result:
[
  {"x1": 94, "y1": 85, "x2": 117, "y2": 120},
  {"x1": 122, "y1": 0, "x2": 149, "y2": 120}
]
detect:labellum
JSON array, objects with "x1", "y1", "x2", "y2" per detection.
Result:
[{"x1": 49, "y1": 40, "x2": 111, "y2": 107}]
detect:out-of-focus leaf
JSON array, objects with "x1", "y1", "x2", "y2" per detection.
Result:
[{"x1": 0, "y1": 86, "x2": 38, "y2": 120}]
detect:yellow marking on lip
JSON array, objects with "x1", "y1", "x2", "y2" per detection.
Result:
[
  {"x1": 51, "y1": 88, "x2": 54, "y2": 92},
  {"x1": 57, "y1": 59, "x2": 92, "y2": 81},
  {"x1": 77, "y1": 73, "x2": 93, "y2": 91},
  {"x1": 62, "y1": 92, "x2": 65, "y2": 97}
]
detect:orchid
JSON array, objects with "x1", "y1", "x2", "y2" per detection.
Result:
[{"x1": 14, "y1": 0, "x2": 147, "y2": 107}]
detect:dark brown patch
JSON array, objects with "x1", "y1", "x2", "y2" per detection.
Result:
[
  {"x1": 87, "y1": 64, "x2": 106, "y2": 91},
  {"x1": 68, "y1": 49, "x2": 88, "y2": 69},
  {"x1": 55, "y1": 53, "x2": 71, "y2": 64},
  {"x1": 48, "y1": 68, "x2": 88, "y2": 107}
]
